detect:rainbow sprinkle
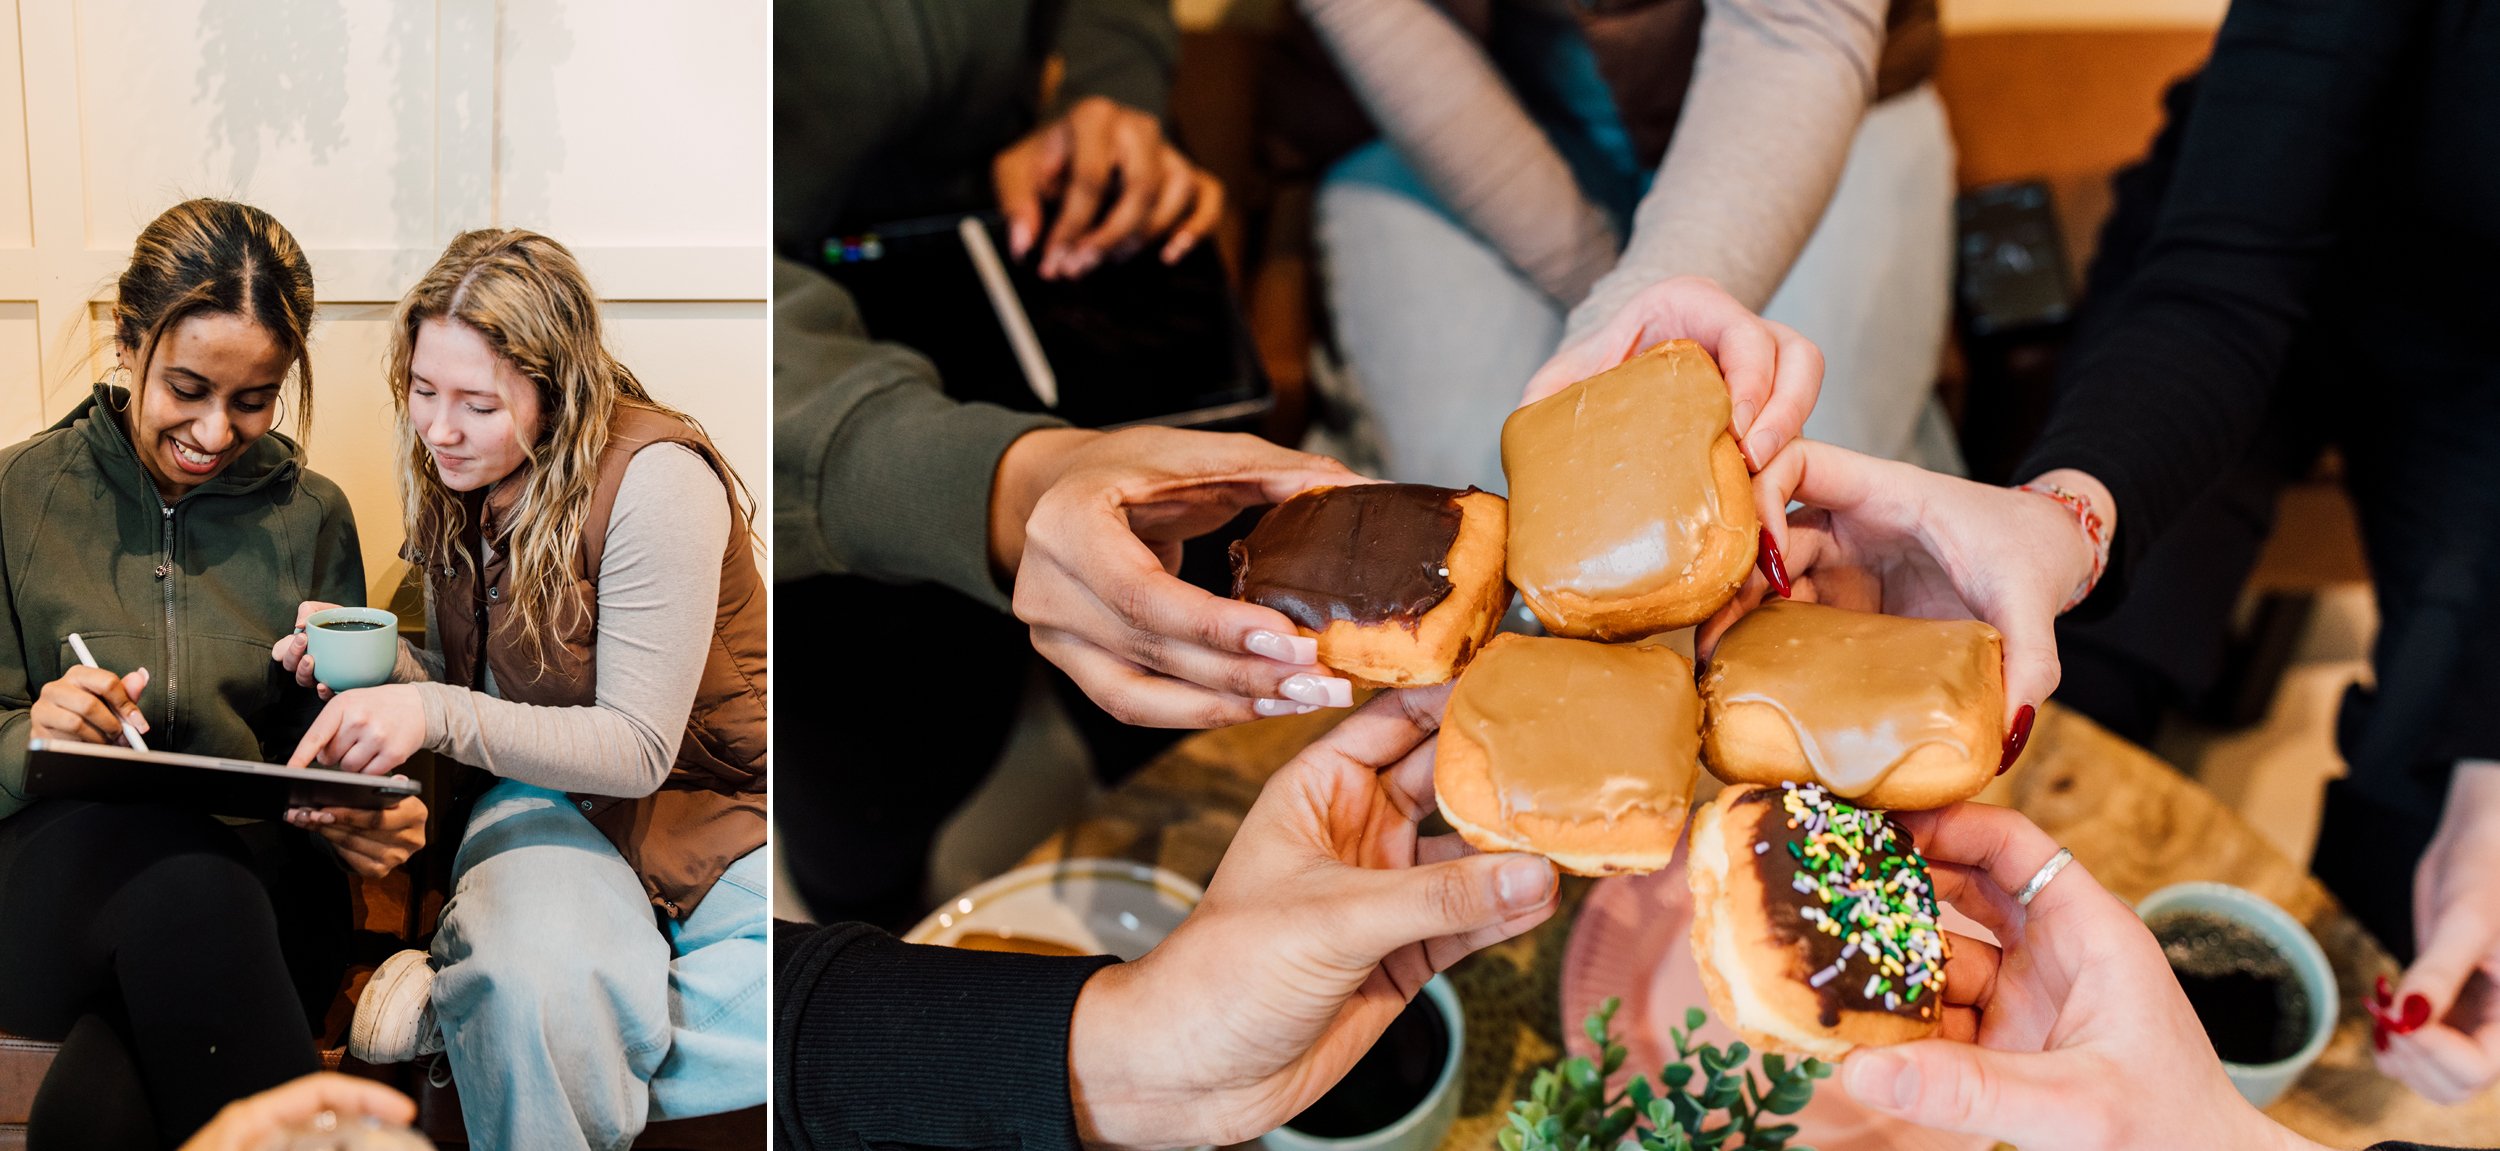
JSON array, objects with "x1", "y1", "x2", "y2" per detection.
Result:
[{"x1": 1777, "y1": 782, "x2": 1947, "y2": 1014}]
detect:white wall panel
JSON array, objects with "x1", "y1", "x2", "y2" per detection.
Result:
[
  {"x1": 0, "y1": 0, "x2": 33, "y2": 249},
  {"x1": 76, "y1": 0, "x2": 436, "y2": 252},
  {"x1": 604, "y1": 302, "x2": 767, "y2": 493},
  {"x1": 498, "y1": 0, "x2": 769, "y2": 250},
  {"x1": 0, "y1": 304, "x2": 43, "y2": 444}
]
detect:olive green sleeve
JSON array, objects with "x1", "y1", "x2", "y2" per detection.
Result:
[
  {"x1": 258, "y1": 474, "x2": 369, "y2": 762},
  {"x1": 1053, "y1": 0, "x2": 1178, "y2": 119},
  {"x1": 772, "y1": 257, "x2": 1062, "y2": 611}
]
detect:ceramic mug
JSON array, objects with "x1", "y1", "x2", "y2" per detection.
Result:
[
  {"x1": 2135, "y1": 882, "x2": 2337, "y2": 1107},
  {"x1": 1259, "y1": 976, "x2": 1465, "y2": 1151},
  {"x1": 303, "y1": 606, "x2": 400, "y2": 692}
]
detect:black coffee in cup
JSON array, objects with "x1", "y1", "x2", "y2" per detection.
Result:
[
  {"x1": 1284, "y1": 991, "x2": 1450, "y2": 1137},
  {"x1": 2149, "y1": 908, "x2": 2311, "y2": 1064},
  {"x1": 316, "y1": 620, "x2": 389, "y2": 632}
]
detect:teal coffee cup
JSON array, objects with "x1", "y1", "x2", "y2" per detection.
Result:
[{"x1": 304, "y1": 607, "x2": 400, "y2": 691}]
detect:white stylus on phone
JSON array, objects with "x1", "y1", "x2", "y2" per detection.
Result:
[{"x1": 65, "y1": 632, "x2": 150, "y2": 752}]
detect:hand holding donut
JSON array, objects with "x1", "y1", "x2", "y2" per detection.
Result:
[
  {"x1": 1840, "y1": 803, "x2": 2323, "y2": 1151},
  {"x1": 999, "y1": 425, "x2": 1368, "y2": 729},
  {"x1": 1522, "y1": 276, "x2": 1824, "y2": 470},
  {"x1": 1697, "y1": 440, "x2": 2108, "y2": 769}
]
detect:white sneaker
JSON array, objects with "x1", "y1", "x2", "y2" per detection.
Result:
[{"x1": 350, "y1": 949, "x2": 445, "y2": 1063}]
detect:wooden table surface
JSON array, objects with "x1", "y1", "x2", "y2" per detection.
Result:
[{"x1": 1017, "y1": 702, "x2": 2500, "y2": 1149}]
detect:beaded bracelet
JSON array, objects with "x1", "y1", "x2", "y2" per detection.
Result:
[{"x1": 2014, "y1": 482, "x2": 2110, "y2": 613}]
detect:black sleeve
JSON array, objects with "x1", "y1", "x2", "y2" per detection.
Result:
[
  {"x1": 775, "y1": 920, "x2": 1122, "y2": 1151},
  {"x1": 2012, "y1": 0, "x2": 2422, "y2": 600}
]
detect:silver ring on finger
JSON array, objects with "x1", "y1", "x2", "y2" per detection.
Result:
[{"x1": 2016, "y1": 847, "x2": 2075, "y2": 907}]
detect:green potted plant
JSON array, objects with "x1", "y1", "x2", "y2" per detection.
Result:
[{"x1": 1501, "y1": 999, "x2": 1833, "y2": 1151}]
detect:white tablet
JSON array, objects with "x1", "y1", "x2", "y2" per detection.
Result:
[{"x1": 23, "y1": 738, "x2": 420, "y2": 819}]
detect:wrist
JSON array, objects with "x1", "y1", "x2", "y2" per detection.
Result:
[
  {"x1": 1068, "y1": 960, "x2": 1162, "y2": 1150},
  {"x1": 2015, "y1": 468, "x2": 2116, "y2": 612},
  {"x1": 989, "y1": 426, "x2": 1098, "y2": 585}
]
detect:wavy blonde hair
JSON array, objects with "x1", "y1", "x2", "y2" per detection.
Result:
[{"x1": 388, "y1": 228, "x2": 747, "y2": 666}]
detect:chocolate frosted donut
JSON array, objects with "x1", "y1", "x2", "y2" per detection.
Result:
[
  {"x1": 1700, "y1": 600, "x2": 2006, "y2": 810},
  {"x1": 1501, "y1": 339, "x2": 1758, "y2": 641},
  {"x1": 1688, "y1": 783, "x2": 1949, "y2": 1058},
  {"x1": 1435, "y1": 632, "x2": 1701, "y2": 875},
  {"x1": 1230, "y1": 484, "x2": 1511, "y2": 687}
]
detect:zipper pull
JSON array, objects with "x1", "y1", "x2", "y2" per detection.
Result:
[{"x1": 154, "y1": 564, "x2": 170, "y2": 580}]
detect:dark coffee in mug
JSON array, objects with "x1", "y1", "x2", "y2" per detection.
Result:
[
  {"x1": 2149, "y1": 908, "x2": 2310, "y2": 1064},
  {"x1": 316, "y1": 620, "x2": 389, "y2": 632},
  {"x1": 1283, "y1": 990, "x2": 1449, "y2": 1137}
]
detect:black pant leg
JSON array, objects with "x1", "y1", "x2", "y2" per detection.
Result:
[
  {"x1": 777, "y1": 574, "x2": 1028, "y2": 930},
  {"x1": 27, "y1": 1010, "x2": 157, "y2": 1151},
  {"x1": 0, "y1": 801, "x2": 324, "y2": 1146},
  {"x1": 2309, "y1": 345, "x2": 2500, "y2": 959}
]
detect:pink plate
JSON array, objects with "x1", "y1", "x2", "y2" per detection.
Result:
[{"x1": 1559, "y1": 849, "x2": 1996, "y2": 1151}]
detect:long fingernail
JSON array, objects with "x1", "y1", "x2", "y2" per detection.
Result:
[
  {"x1": 2399, "y1": 993, "x2": 2432, "y2": 1031},
  {"x1": 1756, "y1": 529, "x2": 1792, "y2": 599},
  {"x1": 2375, "y1": 975, "x2": 2394, "y2": 1008},
  {"x1": 1496, "y1": 856, "x2": 1556, "y2": 910},
  {"x1": 1999, "y1": 705, "x2": 2037, "y2": 773},
  {"x1": 1280, "y1": 674, "x2": 1353, "y2": 708},
  {"x1": 126, "y1": 710, "x2": 149, "y2": 734},
  {"x1": 2373, "y1": 1021, "x2": 2390, "y2": 1052},
  {"x1": 1246, "y1": 630, "x2": 1319, "y2": 664},
  {"x1": 1254, "y1": 698, "x2": 1299, "y2": 718}
]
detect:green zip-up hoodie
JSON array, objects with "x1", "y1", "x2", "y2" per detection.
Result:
[{"x1": 0, "y1": 386, "x2": 366, "y2": 821}]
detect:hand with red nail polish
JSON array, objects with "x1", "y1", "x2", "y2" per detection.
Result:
[
  {"x1": 1518, "y1": 276, "x2": 1823, "y2": 471},
  {"x1": 1695, "y1": 442, "x2": 2106, "y2": 756},
  {"x1": 997, "y1": 425, "x2": 1369, "y2": 728},
  {"x1": 2373, "y1": 759, "x2": 2500, "y2": 1104}
]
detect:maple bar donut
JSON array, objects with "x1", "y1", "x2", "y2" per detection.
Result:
[
  {"x1": 1229, "y1": 483, "x2": 1510, "y2": 687},
  {"x1": 1435, "y1": 632, "x2": 1701, "y2": 875},
  {"x1": 1699, "y1": 599, "x2": 2006, "y2": 811},
  {"x1": 1688, "y1": 783, "x2": 1949, "y2": 1059},
  {"x1": 1501, "y1": 339, "x2": 1759, "y2": 641}
]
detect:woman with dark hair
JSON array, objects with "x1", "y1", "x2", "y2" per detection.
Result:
[
  {"x1": 0, "y1": 198, "x2": 423, "y2": 1148},
  {"x1": 277, "y1": 228, "x2": 768, "y2": 1148}
]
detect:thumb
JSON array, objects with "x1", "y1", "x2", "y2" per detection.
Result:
[
  {"x1": 1843, "y1": 1041, "x2": 2071, "y2": 1139},
  {"x1": 1329, "y1": 853, "x2": 1557, "y2": 962},
  {"x1": 2399, "y1": 902, "x2": 2500, "y2": 1026},
  {"x1": 121, "y1": 667, "x2": 150, "y2": 699}
]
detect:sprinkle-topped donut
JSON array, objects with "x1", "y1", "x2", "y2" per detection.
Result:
[{"x1": 1753, "y1": 782, "x2": 1949, "y2": 1024}]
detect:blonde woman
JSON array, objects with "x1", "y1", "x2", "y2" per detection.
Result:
[{"x1": 274, "y1": 229, "x2": 766, "y2": 1148}]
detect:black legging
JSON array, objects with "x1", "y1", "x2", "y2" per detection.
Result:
[{"x1": 0, "y1": 800, "x2": 347, "y2": 1149}]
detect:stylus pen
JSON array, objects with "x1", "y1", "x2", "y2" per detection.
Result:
[{"x1": 64, "y1": 633, "x2": 150, "y2": 752}]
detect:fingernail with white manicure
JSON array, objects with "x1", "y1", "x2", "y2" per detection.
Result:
[
  {"x1": 1497, "y1": 856, "x2": 1556, "y2": 909},
  {"x1": 1280, "y1": 674, "x2": 1352, "y2": 708},
  {"x1": 1245, "y1": 630, "x2": 1319, "y2": 664},
  {"x1": 1254, "y1": 698, "x2": 1299, "y2": 718}
]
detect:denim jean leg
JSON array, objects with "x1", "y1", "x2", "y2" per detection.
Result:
[
  {"x1": 432, "y1": 780, "x2": 670, "y2": 1151},
  {"x1": 646, "y1": 846, "x2": 769, "y2": 1120}
]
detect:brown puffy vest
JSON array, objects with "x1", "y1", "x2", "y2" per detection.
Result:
[
  {"x1": 1266, "y1": 0, "x2": 1941, "y2": 180},
  {"x1": 420, "y1": 403, "x2": 767, "y2": 919}
]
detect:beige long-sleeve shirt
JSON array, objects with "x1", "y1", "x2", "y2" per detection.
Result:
[
  {"x1": 393, "y1": 443, "x2": 728, "y2": 798},
  {"x1": 1298, "y1": 0, "x2": 1886, "y2": 336}
]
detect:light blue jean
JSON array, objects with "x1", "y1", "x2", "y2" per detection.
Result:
[{"x1": 431, "y1": 779, "x2": 767, "y2": 1151}]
